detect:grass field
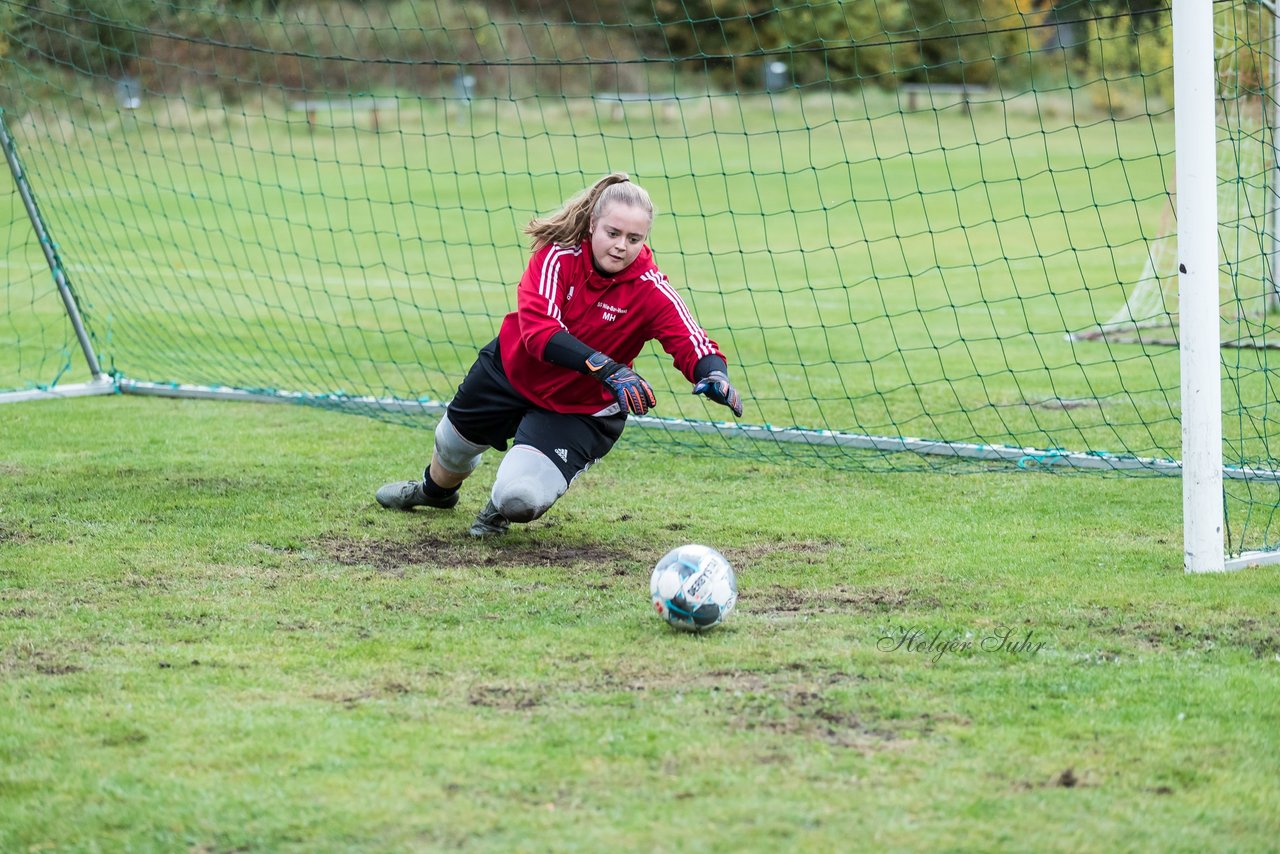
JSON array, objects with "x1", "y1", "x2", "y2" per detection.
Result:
[
  {"x1": 1, "y1": 394, "x2": 1279, "y2": 851},
  {"x1": 3, "y1": 78, "x2": 1280, "y2": 848}
]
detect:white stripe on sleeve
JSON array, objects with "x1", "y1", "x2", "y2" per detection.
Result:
[{"x1": 650, "y1": 271, "x2": 716, "y2": 359}]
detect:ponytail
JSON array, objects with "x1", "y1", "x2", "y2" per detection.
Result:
[{"x1": 525, "y1": 172, "x2": 655, "y2": 251}]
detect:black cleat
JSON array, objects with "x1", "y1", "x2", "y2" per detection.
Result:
[
  {"x1": 468, "y1": 499, "x2": 510, "y2": 537},
  {"x1": 375, "y1": 480, "x2": 459, "y2": 510}
]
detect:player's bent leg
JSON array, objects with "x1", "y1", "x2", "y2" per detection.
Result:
[
  {"x1": 376, "y1": 416, "x2": 488, "y2": 511},
  {"x1": 492, "y1": 445, "x2": 569, "y2": 522},
  {"x1": 469, "y1": 445, "x2": 569, "y2": 536},
  {"x1": 432, "y1": 415, "x2": 488, "y2": 477}
]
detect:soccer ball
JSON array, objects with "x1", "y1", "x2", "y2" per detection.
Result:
[{"x1": 650, "y1": 544, "x2": 738, "y2": 632}]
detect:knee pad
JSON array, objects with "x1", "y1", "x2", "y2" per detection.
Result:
[
  {"x1": 491, "y1": 446, "x2": 569, "y2": 523},
  {"x1": 433, "y1": 415, "x2": 487, "y2": 475}
]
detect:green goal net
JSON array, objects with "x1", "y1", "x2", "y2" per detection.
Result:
[{"x1": 1, "y1": 0, "x2": 1278, "y2": 557}]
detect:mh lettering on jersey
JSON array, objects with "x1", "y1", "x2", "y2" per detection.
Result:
[{"x1": 597, "y1": 300, "x2": 628, "y2": 323}]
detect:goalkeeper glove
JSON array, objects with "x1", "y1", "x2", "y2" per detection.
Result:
[
  {"x1": 586, "y1": 352, "x2": 657, "y2": 416},
  {"x1": 693, "y1": 370, "x2": 743, "y2": 417}
]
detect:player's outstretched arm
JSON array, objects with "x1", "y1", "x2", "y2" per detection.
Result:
[
  {"x1": 693, "y1": 370, "x2": 743, "y2": 417},
  {"x1": 586, "y1": 352, "x2": 657, "y2": 416},
  {"x1": 541, "y1": 331, "x2": 657, "y2": 415}
]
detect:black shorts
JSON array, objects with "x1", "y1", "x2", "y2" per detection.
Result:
[{"x1": 445, "y1": 338, "x2": 627, "y2": 482}]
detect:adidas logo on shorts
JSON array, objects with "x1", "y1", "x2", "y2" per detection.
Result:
[{"x1": 554, "y1": 448, "x2": 569, "y2": 463}]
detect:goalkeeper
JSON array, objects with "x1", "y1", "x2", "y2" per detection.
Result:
[{"x1": 376, "y1": 172, "x2": 745, "y2": 536}]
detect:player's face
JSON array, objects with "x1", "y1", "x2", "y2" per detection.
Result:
[{"x1": 590, "y1": 203, "x2": 651, "y2": 274}]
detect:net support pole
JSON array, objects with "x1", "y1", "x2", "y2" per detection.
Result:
[
  {"x1": 1174, "y1": 0, "x2": 1226, "y2": 573},
  {"x1": 0, "y1": 108, "x2": 106, "y2": 383},
  {"x1": 1270, "y1": 3, "x2": 1280, "y2": 309}
]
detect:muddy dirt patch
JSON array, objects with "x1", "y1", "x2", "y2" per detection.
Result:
[
  {"x1": 468, "y1": 683, "x2": 543, "y2": 710},
  {"x1": 723, "y1": 540, "x2": 842, "y2": 568},
  {"x1": 318, "y1": 533, "x2": 633, "y2": 574},
  {"x1": 0, "y1": 523, "x2": 37, "y2": 545},
  {"x1": 746, "y1": 584, "x2": 941, "y2": 616},
  {"x1": 725, "y1": 685, "x2": 941, "y2": 750},
  {"x1": 1114, "y1": 617, "x2": 1280, "y2": 658},
  {"x1": 313, "y1": 680, "x2": 413, "y2": 709}
]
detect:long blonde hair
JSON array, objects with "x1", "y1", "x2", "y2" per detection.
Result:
[{"x1": 525, "y1": 172, "x2": 655, "y2": 251}]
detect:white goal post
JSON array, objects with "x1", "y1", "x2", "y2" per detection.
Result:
[{"x1": 1174, "y1": 0, "x2": 1227, "y2": 573}]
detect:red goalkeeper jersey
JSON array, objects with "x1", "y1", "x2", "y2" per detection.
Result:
[{"x1": 496, "y1": 240, "x2": 724, "y2": 415}]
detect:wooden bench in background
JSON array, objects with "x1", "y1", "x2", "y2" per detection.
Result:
[
  {"x1": 898, "y1": 84, "x2": 990, "y2": 114},
  {"x1": 595, "y1": 92, "x2": 682, "y2": 122},
  {"x1": 289, "y1": 97, "x2": 399, "y2": 130}
]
